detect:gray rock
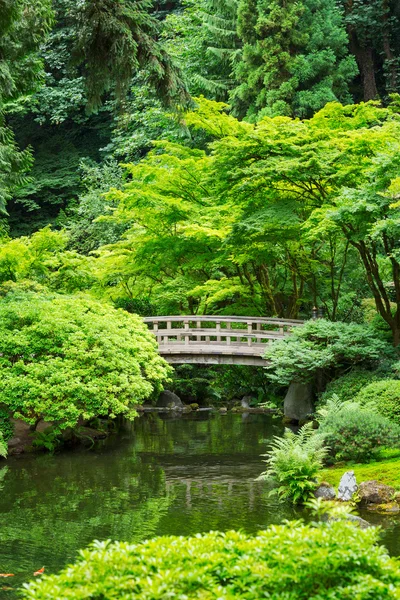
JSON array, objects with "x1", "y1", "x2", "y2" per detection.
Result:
[
  {"x1": 329, "y1": 514, "x2": 372, "y2": 529},
  {"x1": 7, "y1": 437, "x2": 21, "y2": 448},
  {"x1": 283, "y1": 382, "x2": 314, "y2": 421},
  {"x1": 156, "y1": 390, "x2": 183, "y2": 409},
  {"x1": 346, "y1": 514, "x2": 372, "y2": 529},
  {"x1": 358, "y1": 481, "x2": 396, "y2": 506},
  {"x1": 314, "y1": 482, "x2": 336, "y2": 500},
  {"x1": 338, "y1": 470, "x2": 358, "y2": 501},
  {"x1": 241, "y1": 396, "x2": 253, "y2": 409}
]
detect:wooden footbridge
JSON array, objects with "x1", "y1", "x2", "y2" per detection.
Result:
[{"x1": 143, "y1": 316, "x2": 303, "y2": 366}]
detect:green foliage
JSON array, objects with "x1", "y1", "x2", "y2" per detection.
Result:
[
  {"x1": 319, "y1": 404, "x2": 400, "y2": 463},
  {"x1": 31, "y1": 428, "x2": 62, "y2": 453},
  {"x1": 0, "y1": 407, "x2": 14, "y2": 441},
  {"x1": 355, "y1": 380, "x2": 400, "y2": 426},
  {"x1": 264, "y1": 320, "x2": 388, "y2": 386},
  {"x1": 70, "y1": 0, "x2": 188, "y2": 111},
  {"x1": 23, "y1": 520, "x2": 400, "y2": 599},
  {"x1": 232, "y1": 0, "x2": 357, "y2": 119},
  {"x1": 164, "y1": 0, "x2": 240, "y2": 101},
  {"x1": 97, "y1": 99, "x2": 399, "y2": 325},
  {"x1": 258, "y1": 423, "x2": 327, "y2": 504},
  {"x1": 171, "y1": 364, "x2": 216, "y2": 403},
  {"x1": 0, "y1": 284, "x2": 171, "y2": 433},
  {"x1": 0, "y1": 0, "x2": 53, "y2": 214},
  {"x1": 320, "y1": 369, "x2": 383, "y2": 404},
  {"x1": 66, "y1": 160, "x2": 128, "y2": 254}
]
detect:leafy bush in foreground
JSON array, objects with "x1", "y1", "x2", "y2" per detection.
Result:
[
  {"x1": 319, "y1": 405, "x2": 400, "y2": 463},
  {"x1": 22, "y1": 522, "x2": 400, "y2": 599},
  {"x1": 356, "y1": 380, "x2": 400, "y2": 425},
  {"x1": 258, "y1": 423, "x2": 327, "y2": 504},
  {"x1": 0, "y1": 285, "x2": 171, "y2": 433}
]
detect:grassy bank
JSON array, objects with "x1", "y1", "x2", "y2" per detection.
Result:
[{"x1": 320, "y1": 450, "x2": 400, "y2": 490}]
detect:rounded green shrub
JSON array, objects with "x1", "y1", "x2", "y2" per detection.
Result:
[
  {"x1": 320, "y1": 369, "x2": 382, "y2": 404},
  {"x1": 22, "y1": 522, "x2": 400, "y2": 599},
  {"x1": 0, "y1": 285, "x2": 172, "y2": 433},
  {"x1": 319, "y1": 405, "x2": 400, "y2": 463},
  {"x1": 355, "y1": 379, "x2": 400, "y2": 424}
]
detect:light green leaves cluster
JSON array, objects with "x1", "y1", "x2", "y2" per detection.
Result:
[
  {"x1": 0, "y1": 284, "x2": 171, "y2": 431},
  {"x1": 23, "y1": 522, "x2": 400, "y2": 599},
  {"x1": 95, "y1": 97, "x2": 400, "y2": 343}
]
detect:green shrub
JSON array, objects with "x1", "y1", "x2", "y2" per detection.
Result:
[
  {"x1": 0, "y1": 285, "x2": 171, "y2": 434},
  {"x1": 320, "y1": 370, "x2": 383, "y2": 404},
  {"x1": 258, "y1": 423, "x2": 327, "y2": 504},
  {"x1": 0, "y1": 407, "x2": 13, "y2": 441},
  {"x1": 264, "y1": 320, "x2": 389, "y2": 386},
  {"x1": 355, "y1": 380, "x2": 400, "y2": 425},
  {"x1": 319, "y1": 405, "x2": 400, "y2": 463},
  {"x1": 22, "y1": 522, "x2": 400, "y2": 599}
]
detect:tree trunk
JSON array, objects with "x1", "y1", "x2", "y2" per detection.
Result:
[{"x1": 348, "y1": 30, "x2": 378, "y2": 100}]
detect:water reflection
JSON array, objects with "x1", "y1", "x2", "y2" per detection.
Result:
[{"x1": 0, "y1": 412, "x2": 398, "y2": 597}]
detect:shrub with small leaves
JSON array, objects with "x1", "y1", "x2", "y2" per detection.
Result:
[
  {"x1": 22, "y1": 521, "x2": 400, "y2": 599},
  {"x1": 355, "y1": 380, "x2": 400, "y2": 425},
  {"x1": 318, "y1": 405, "x2": 400, "y2": 463},
  {"x1": 264, "y1": 320, "x2": 388, "y2": 386},
  {"x1": 0, "y1": 284, "x2": 172, "y2": 435},
  {"x1": 320, "y1": 370, "x2": 383, "y2": 404}
]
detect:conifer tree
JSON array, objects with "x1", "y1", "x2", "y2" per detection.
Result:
[
  {"x1": 165, "y1": 0, "x2": 240, "y2": 100},
  {"x1": 70, "y1": 0, "x2": 188, "y2": 110},
  {"x1": 0, "y1": 0, "x2": 53, "y2": 213},
  {"x1": 231, "y1": 0, "x2": 358, "y2": 119}
]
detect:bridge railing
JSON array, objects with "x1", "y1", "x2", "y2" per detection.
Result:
[{"x1": 143, "y1": 315, "x2": 303, "y2": 350}]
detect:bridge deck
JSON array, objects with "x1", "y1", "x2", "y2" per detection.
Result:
[{"x1": 144, "y1": 315, "x2": 303, "y2": 366}]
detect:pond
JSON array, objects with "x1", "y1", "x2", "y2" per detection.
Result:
[{"x1": 0, "y1": 412, "x2": 399, "y2": 596}]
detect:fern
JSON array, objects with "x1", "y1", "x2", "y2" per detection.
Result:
[
  {"x1": 258, "y1": 423, "x2": 327, "y2": 504},
  {"x1": 316, "y1": 394, "x2": 361, "y2": 422}
]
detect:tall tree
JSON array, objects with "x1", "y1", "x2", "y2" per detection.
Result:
[
  {"x1": 70, "y1": 0, "x2": 188, "y2": 111},
  {"x1": 0, "y1": 0, "x2": 53, "y2": 214},
  {"x1": 339, "y1": 0, "x2": 400, "y2": 101},
  {"x1": 231, "y1": 0, "x2": 358, "y2": 119},
  {"x1": 164, "y1": 0, "x2": 240, "y2": 100}
]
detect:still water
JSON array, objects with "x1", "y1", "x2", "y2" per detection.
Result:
[{"x1": 0, "y1": 412, "x2": 399, "y2": 596}]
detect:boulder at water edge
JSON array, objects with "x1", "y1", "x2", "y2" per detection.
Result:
[
  {"x1": 358, "y1": 481, "x2": 396, "y2": 506},
  {"x1": 156, "y1": 390, "x2": 183, "y2": 409},
  {"x1": 283, "y1": 382, "x2": 313, "y2": 421},
  {"x1": 338, "y1": 470, "x2": 357, "y2": 501}
]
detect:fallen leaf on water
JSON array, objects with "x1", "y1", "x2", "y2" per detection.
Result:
[
  {"x1": 0, "y1": 574, "x2": 14, "y2": 578},
  {"x1": 33, "y1": 567, "x2": 45, "y2": 576}
]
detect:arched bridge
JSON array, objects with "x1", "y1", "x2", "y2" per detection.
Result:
[{"x1": 143, "y1": 316, "x2": 304, "y2": 366}]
